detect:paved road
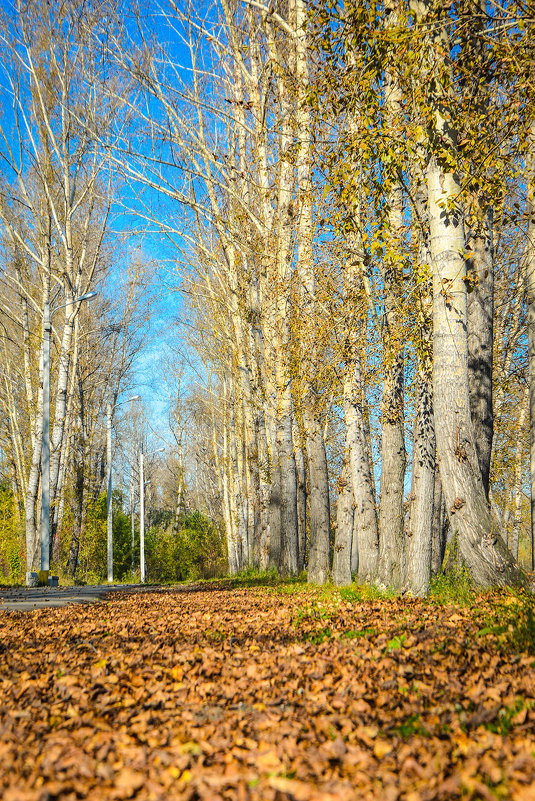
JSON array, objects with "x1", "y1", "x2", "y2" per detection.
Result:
[{"x1": 0, "y1": 584, "x2": 162, "y2": 612}]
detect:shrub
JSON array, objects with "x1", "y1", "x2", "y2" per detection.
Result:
[
  {"x1": 0, "y1": 483, "x2": 23, "y2": 583},
  {"x1": 145, "y1": 511, "x2": 227, "y2": 583}
]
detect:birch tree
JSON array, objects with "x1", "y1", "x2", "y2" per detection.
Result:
[
  {"x1": 0, "y1": 0, "x2": 123, "y2": 573},
  {"x1": 425, "y1": 0, "x2": 527, "y2": 587},
  {"x1": 293, "y1": 0, "x2": 330, "y2": 583}
]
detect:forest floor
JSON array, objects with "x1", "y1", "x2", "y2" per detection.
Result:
[{"x1": 1, "y1": 578, "x2": 535, "y2": 801}]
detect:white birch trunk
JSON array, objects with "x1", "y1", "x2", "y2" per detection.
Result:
[
  {"x1": 378, "y1": 0, "x2": 406, "y2": 589},
  {"x1": 332, "y1": 458, "x2": 354, "y2": 586},
  {"x1": 344, "y1": 347, "x2": 379, "y2": 583},
  {"x1": 466, "y1": 220, "x2": 494, "y2": 498},
  {"x1": 222, "y1": 376, "x2": 239, "y2": 574},
  {"x1": 511, "y1": 388, "x2": 528, "y2": 561},
  {"x1": 527, "y1": 120, "x2": 535, "y2": 571},
  {"x1": 463, "y1": 0, "x2": 494, "y2": 499},
  {"x1": 405, "y1": 364, "x2": 435, "y2": 595},
  {"x1": 294, "y1": 424, "x2": 307, "y2": 573},
  {"x1": 428, "y1": 111, "x2": 526, "y2": 587},
  {"x1": 292, "y1": 0, "x2": 330, "y2": 584},
  {"x1": 430, "y1": 471, "x2": 447, "y2": 576},
  {"x1": 341, "y1": 75, "x2": 379, "y2": 583},
  {"x1": 24, "y1": 283, "x2": 48, "y2": 571},
  {"x1": 406, "y1": 145, "x2": 435, "y2": 596}
]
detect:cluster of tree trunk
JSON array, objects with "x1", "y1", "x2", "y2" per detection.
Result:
[
  {"x1": 0, "y1": 0, "x2": 151, "y2": 580},
  {"x1": 0, "y1": 0, "x2": 534, "y2": 594},
  {"x1": 94, "y1": 0, "x2": 534, "y2": 593}
]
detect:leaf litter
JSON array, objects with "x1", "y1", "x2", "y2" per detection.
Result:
[{"x1": 1, "y1": 585, "x2": 535, "y2": 800}]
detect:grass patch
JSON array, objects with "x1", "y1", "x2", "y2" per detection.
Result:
[
  {"x1": 225, "y1": 568, "x2": 309, "y2": 592},
  {"x1": 229, "y1": 567, "x2": 281, "y2": 587},
  {"x1": 342, "y1": 627, "x2": 376, "y2": 639},
  {"x1": 303, "y1": 627, "x2": 333, "y2": 644},
  {"x1": 391, "y1": 713, "x2": 428, "y2": 739},
  {"x1": 339, "y1": 583, "x2": 397, "y2": 603},
  {"x1": 386, "y1": 634, "x2": 406, "y2": 652},
  {"x1": 429, "y1": 567, "x2": 476, "y2": 606}
]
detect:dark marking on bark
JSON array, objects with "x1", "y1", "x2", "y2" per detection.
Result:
[{"x1": 450, "y1": 497, "x2": 465, "y2": 514}]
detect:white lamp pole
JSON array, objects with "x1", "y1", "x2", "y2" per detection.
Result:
[
  {"x1": 106, "y1": 401, "x2": 113, "y2": 583},
  {"x1": 106, "y1": 395, "x2": 141, "y2": 583},
  {"x1": 41, "y1": 302, "x2": 51, "y2": 575},
  {"x1": 139, "y1": 447, "x2": 145, "y2": 583},
  {"x1": 139, "y1": 445, "x2": 164, "y2": 583},
  {"x1": 39, "y1": 291, "x2": 98, "y2": 583},
  {"x1": 131, "y1": 451, "x2": 136, "y2": 577}
]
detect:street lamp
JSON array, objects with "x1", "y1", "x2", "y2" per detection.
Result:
[
  {"x1": 39, "y1": 291, "x2": 98, "y2": 585},
  {"x1": 107, "y1": 395, "x2": 141, "y2": 583},
  {"x1": 131, "y1": 456, "x2": 136, "y2": 577},
  {"x1": 139, "y1": 446, "x2": 164, "y2": 583}
]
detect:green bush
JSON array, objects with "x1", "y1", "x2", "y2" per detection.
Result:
[
  {"x1": 0, "y1": 483, "x2": 23, "y2": 583},
  {"x1": 52, "y1": 488, "x2": 226, "y2": 586},
  {"x1": 145, "y1": 511, "x2": 227, "y2": 583},
  {"x1": 63, "y1": 490, "x2": 137, "y2": 584}
]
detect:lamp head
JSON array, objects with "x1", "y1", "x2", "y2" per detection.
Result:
[{"x1": 75, "y1": 291, "x2": 98, "y2": 303}]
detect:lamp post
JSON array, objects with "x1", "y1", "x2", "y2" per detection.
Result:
[
  {"x1": 131, "y1": 454, "x2": 136, "y2": 577},
  {"x1": 139, "y1": 445, "x2": 164, "y2": 583},
  {"x1": 39, "y1": 291, "x2": 98, "y2": 584},
  {"x1": 106, "y1": 395, "x2": 141, "y2": 583},
  {"x1": 130, "y1": 435, "x2": 139, "y2": 577}
]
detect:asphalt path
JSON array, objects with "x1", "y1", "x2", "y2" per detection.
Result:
[{"x1": 0, "y1": 584, "x2": 162, "y2": 612}]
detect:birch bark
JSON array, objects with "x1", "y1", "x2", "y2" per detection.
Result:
[
  {"x1": 340, "y1": 60, "x2": 379, "y2": 583},
  {"x1": 332, "y1": 458, "x2": 353, "y2": 586},
  {"x1": 378, "y1": 0, "x2": 406, "y2": 589},
  {"x1": 343, "y1": 272, "x2": 379, "y2": 584},
  {"x1": 527, "y1": 120, "x2": 535, "y2": 569},
  {"x1": 464, "y1": 0, "x2": 494, "y2": 498},
  {"x1": 293, "y1": 0, "x2": 330, "y2": 584},
  {"x1": 294, "y1": 424, "x2": 307, "y2": 573},
  {"x1": 430, "y1": 471, "x2": 447, "y2": 576},
  {"x1": 406, "y1": 144, "x2": 435, "y2": 596},
  {"x1": 511, "y1": 388, "x2": 528, "y2": 561},
  {"x1": 427, "y1": 15, "x2": 526, "y2": 587}
]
